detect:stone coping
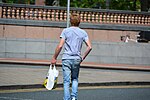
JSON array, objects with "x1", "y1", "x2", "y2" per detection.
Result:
[{"x1": 0, "y1": 58, "x2": 150, "y2": 71}]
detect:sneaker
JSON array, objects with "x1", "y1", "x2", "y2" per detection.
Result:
[{"x1": 72, "y1": 97, "x2": 76, "y2": 100}]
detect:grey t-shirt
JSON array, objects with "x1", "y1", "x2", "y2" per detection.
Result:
[{"x1": 60, "y1": 26, "x2": 88, "y2": 60}]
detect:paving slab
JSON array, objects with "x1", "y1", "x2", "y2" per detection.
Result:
[{"x1": 0, "y1": 63, "x2": 150, "y2": 90}]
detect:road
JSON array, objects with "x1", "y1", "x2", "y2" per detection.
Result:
[{"x1": 0, "y1": 86, "x2": 150, "y2": 100}]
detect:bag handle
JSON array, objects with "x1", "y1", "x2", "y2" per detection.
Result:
[
  {"x1": 48, "y1": 64, "x2": 53, "y2": 73},
  {"x1": 50, "y1": 64, "x2": 56, "y2": 69},
  {"x1": 53, "y1": 65, "x2": 56, "y2": 70}
]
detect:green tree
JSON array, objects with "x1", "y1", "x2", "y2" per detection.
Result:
[
  {"x1": 60, "y1": 0, "x2": 141, "y2": 11},
  {"x1": 45, "y1": 0, "x2": 54, "y2": 6},
  {"x1": 69, "y1": 0, "x2": 105, "y2": 8},
  {"x1": 110, "y1": 0, "x2": 134, "y2": 10},
  {"x1": 2, "y1": 0, "x2": 35, "y2": 4},
  {"x1": 59, "y1": 0, "x2": 67, "y2": 7},
  {"x1": 140, "y1": 0, "x2": 150, "y2": 11},
  {"x1": 2, "y1": 0, "x2": 149, "y2": 12}
]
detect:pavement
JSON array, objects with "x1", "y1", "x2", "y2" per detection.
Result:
[{"x1": 0, "y1": 58, "x2": 150, "y2": 90}]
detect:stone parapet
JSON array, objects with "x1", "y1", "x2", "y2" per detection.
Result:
[{"x1": 0, "y1": 18, "x2": 149, "y2": 31}]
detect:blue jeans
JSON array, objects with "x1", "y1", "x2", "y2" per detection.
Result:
[{"x1": 62, "y1": 59, "x2": 81, "y2": 100}]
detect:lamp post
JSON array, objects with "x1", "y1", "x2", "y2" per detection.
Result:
[{"x1": 67, "y1": 0, "x2": 70, "y2": 28}]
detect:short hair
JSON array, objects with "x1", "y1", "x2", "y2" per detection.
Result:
[{"x1": 70, "y1": 13, "x2": 80, "y2": 26}]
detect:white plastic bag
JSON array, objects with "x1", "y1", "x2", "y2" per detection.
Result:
[{"x1": 43, "y1": 64, "x2": 59, "y2": 90}]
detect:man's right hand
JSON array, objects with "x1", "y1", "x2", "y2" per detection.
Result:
[{"x1": 51, "y1": 58, "x2": 57, "y2": 65}]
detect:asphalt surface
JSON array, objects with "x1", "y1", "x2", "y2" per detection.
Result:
[{"x1": 0, "y1": 86, "x2": 150, "y2": 100}]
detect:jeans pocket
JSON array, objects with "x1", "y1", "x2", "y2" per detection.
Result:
[{"x1": 75, "y1": 59, "x2": 82, "y2": 64}]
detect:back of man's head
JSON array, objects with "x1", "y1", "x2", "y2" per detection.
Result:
[{"x1": 70, "y1": 13, "x2": 80, "y2": 27}]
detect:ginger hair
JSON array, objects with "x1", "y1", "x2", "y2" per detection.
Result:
[{"x1": 70, "y1": 13, "x2": 80, "y2": 26}]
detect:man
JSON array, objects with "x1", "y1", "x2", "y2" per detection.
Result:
[{"x1": 51, "y1": 13, "x2": 92, "y2": 100}]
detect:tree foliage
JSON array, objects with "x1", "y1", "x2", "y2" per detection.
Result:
[
  {"x1": 60, "y1": 0, "x2": 145, "y2": 11},
  {"x1": 110, "y1": 0, "x2": 140, "y2": 11},
  {"x1": 2, "y1": 0, "x2": 35, "y2": 4},
  {"x1": 2, "y1": 0, "x2": 150, "y2": 11},
  {"x1": 69, "y1": 0, "x2": 105, "y2": 8}
]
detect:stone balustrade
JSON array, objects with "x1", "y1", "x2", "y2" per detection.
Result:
[{"x1": 0, "y1": 3, "x2": 150, "y2": 26}]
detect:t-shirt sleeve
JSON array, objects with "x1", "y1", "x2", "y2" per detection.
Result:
[
  {"x1": 60, "y1": 29, "x2": 66, "y2": 39},
  {"x1": 83, "y1": 31, "x2": 89, "y2": 42}
]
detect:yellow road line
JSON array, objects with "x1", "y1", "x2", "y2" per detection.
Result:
[
  {"x1": 0, "y1": 88, "x2": 47, "y2": 93},
  {"x1": 0, "y1": 85, "x2": 150, "y2": 93},
  {"x1": 79, "y1": 85, "x2": 150, "y2": 90}
]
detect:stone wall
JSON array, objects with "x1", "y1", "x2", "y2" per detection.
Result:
[
  {"x1": 0, "y1": 24, "x2": 150, "y2": 65},
  {"x1": 0, "y1": 4, "x2": 150, "y2": 65},
  {"x1": 0, "y1": 24, "x2": 139, "y2": 42}
]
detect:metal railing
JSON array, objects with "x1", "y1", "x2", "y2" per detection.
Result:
[{"x1": 0, "y1": 3, "x2": 150, "y2": 26}]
